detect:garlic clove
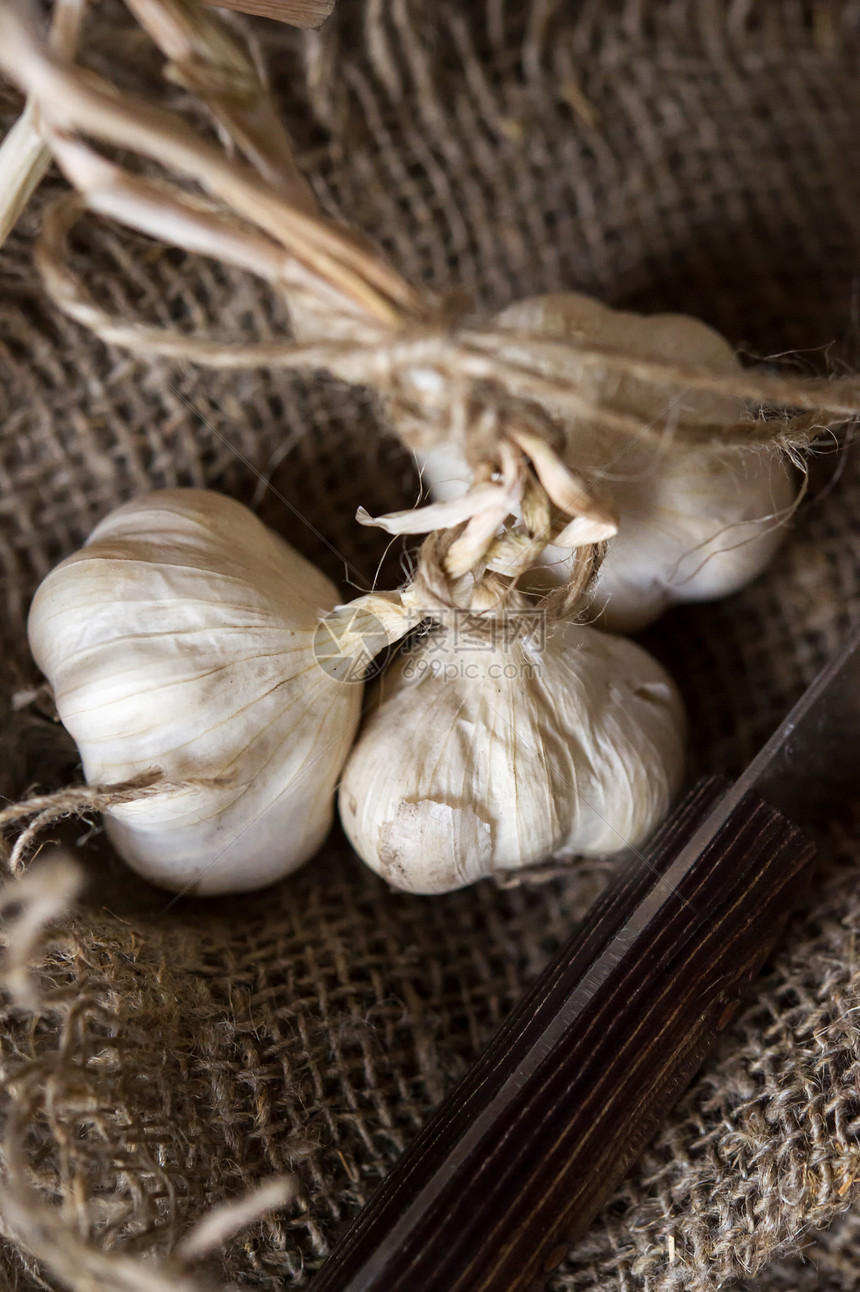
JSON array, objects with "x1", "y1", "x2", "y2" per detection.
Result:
[
  {"x1": 28, "y1": 489, "x2": 377, "y2": 895},
  {"x1": 338, "y1": 618, "x2": 685, "y2": 894}
]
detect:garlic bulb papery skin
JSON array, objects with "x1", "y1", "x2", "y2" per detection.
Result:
[
  {"x1": 416, "y1": 292, "x2": 796, "y2": 632},
  {"x1": 573, "y1": 446, "x2": 794, "y2": 631},
  {"x1": 338, "y1": 614, "x2": 685, "y2": 894},
  {"x1": 28, "y1": 489, "x2": 368, "y2": 896}
]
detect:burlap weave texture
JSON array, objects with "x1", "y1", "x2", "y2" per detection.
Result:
[{"x1": 2, "y1": 2, "x2": 860, "y2": 1288}]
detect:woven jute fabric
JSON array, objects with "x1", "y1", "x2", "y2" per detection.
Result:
[{"x1": 2, "y1": 1, "x2": 860, "y2": 1288}]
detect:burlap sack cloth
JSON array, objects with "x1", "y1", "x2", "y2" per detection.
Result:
[{"x1": 2, "y1": 1, "x2": 860, "y2": 1288}]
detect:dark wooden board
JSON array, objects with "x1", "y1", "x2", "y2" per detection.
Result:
[
  {"x1": 311, "y1": 778, "x2": 815, "y2": 1292},
  {"x1": 197, "y1": 0, "x2": 334, "y2": 27}
]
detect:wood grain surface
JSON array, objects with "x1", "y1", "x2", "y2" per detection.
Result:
[{"x1": 197, "y1": 0, "x2": 334, "y2": 27}]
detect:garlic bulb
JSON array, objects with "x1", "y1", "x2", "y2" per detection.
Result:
[
  {"x1": 28, "y1": 489, "x2": 396, "y2": 896},
  {"x1": 339, "y1": 602, "x2": 685, "y2": 894},
  {"x1": 417, "y1": 293, "x2": 795, "y2": 631}
]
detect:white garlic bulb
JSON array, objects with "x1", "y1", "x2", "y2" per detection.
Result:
[
  {"x1": 339, "y1": 605, "x2": 685, "y2": 894},
  {"x1": 417, "y1": 292, "x2": 795, "y2": 631},
  {"x1": 28, "y1": 489, "x2": 393, "y2": 896}
]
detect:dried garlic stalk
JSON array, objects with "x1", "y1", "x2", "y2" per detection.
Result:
[
  {"x1": 122, "y1": 0, "x2": 319, "y2": 208},
  {"x1": 2, "y1": 0, "x2": 855, "y2": 468},
  {"x1": 0, "y1": 0, "x2": 86, "y2": 249}
]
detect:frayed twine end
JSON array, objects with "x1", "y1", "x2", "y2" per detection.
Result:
[{"x1": 0, "y1": 769, "x2": 233, "y2": 876}]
